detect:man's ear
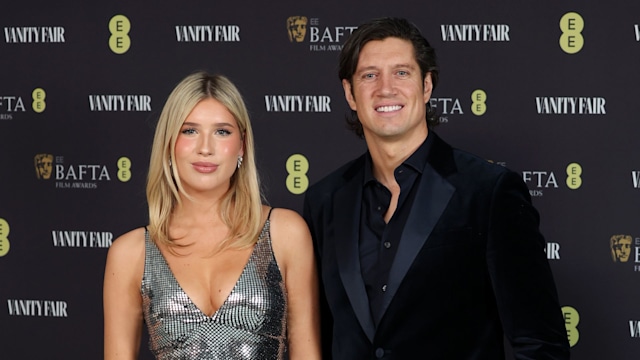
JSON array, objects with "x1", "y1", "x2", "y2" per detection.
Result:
[
  {"x1": 423, "y1": 72, "x2": 433, "y2": 103},
  {"x1": 342, "y1": 79, "x2": 357, "y2": 111}
]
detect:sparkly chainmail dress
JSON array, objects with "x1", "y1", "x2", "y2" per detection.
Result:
[{"x1": 141, "y1": 217, "x2": 287, "y2": 359}]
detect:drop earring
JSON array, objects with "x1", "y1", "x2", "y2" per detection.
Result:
[{"x1": 237, "y1": 155, "x2": 243, "y2": 169}]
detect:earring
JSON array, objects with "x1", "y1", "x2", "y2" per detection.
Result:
[
  {"x1": 237, "y1": 155, "x2": 243, "y2": 169},
  {"x1": 169, "y1": 159, "x2": 172, "y2": 167}
]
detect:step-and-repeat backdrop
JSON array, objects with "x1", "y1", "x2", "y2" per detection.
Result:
[{"x1": 1, "y1": 1, "x2": 639, "y2": 358}]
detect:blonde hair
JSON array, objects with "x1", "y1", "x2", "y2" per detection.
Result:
[{"x1": 146, "y1": 71, "x2": 263, "y2": 250}]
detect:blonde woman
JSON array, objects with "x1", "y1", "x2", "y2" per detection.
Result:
[{"x1": 103, "y1": 72, "x2": 321, "y2": 359}]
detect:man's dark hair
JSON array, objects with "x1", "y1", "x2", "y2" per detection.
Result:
[{"x1": 338, "y1": 17, "x2": 440, "y2": 137}]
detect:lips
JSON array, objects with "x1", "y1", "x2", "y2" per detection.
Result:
[
  {"x1": 376, "y1": 105, "x2": 403, "y2": 112},
  {"x1": 192, "y1": 162, "x2": 218, "y2": 173}
]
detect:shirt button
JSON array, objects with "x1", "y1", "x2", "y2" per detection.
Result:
[
  {"x1": 382, "y1": 284, "x2": 387, "y2": 292},
  {"x1": 375, "y1": 348, "x2": 385, "y2": 358},
  {"x1": 383, "y1": 241, "x2": 391, "y2": 249}
]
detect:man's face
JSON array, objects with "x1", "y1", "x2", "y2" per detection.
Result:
[
  {"x1": 288, "y1": 17, "x2": 307, "y2": 42},
  {"x1": 342, "y1": 37, "x2": 432, "y2": 143}
]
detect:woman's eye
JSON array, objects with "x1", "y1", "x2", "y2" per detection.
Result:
[
  {"x1": 215, "y1": 129, "x2": 231, "y2": 136},
  {"x1": 181, "y1": 128, "x2": 196, "y2": 135}
]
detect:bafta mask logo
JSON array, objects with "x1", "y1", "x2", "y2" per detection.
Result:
[
  {"x1": 34, "y1": 153, "x2": 54, "y2": 180},
  {"x1": 610, "y1": 234, "x2": 632, "y2": 263},
  {"x1": 287, "y1": 16, "x2": 308, "y2": 42}
]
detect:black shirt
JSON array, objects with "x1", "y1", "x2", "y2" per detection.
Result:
[{"x1": 359, "y1": 134, "x2": 433, "y2": 325}]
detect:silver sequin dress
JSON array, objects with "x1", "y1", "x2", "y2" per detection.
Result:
[{"x1": 141, "y1": 217, "x2": 288, "y2": 359}]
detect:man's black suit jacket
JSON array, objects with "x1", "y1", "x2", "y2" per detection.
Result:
[{"x1": 302, "y1": 132, "x2": 570, "y2": 359}]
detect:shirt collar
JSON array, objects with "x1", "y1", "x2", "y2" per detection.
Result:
[{"x1": 363, "y1": 132, "x2": 434, "y2": 185}]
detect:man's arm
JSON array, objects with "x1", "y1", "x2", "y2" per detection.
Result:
[{"x1": 486, "y1": 171, "x2": 570, "y2": 359}]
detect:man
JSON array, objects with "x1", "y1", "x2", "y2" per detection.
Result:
[{"x1": 302, "y1": 17, "x2": 570, "y2": 359}]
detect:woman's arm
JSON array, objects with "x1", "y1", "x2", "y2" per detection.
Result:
[
  {"x1": 103, "y1": 227, "x2": 146, "y2": 360},
  {"x1": 270, "y1": 208, "x2": 322, "y2": 360}
]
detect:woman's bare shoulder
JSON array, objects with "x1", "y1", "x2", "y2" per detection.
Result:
[
  {"x1": 107, "y1": 227, "x2": 147, "y2": 264},
  {"x1": 267, "y1": 207, "x2": 313, "y2": 267}
]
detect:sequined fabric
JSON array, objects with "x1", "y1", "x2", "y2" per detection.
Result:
[{"x1": 141, "y1": 218, "x2": 287, "y2": 359}]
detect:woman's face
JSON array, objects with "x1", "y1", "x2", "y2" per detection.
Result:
[{"x1": 174, "y1": 98, "x2": 244, "y2": 196}]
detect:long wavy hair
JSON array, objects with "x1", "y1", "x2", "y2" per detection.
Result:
[{"x1": 146, "y1": 71, "x2": 263, "y2": 251}]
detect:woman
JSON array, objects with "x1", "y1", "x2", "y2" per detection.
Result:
[{"x1": 103, "y1": 72, "x2": 321, "y2": 359}]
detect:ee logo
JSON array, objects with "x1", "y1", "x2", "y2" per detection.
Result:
[
  {"x1": 286, "y1": 154, "x2": 309, "y2": 195},
  {"x1": 0, "y1": 218, "x2": 10, "y2": 257},
  {"x1": 562, "y1": 306, "x2": 580, "y2": 347},
  {"x1": 117, "y1": 157, "x2": 132, "y2": 182},
  {"x1": 559, "y1": 12, "x2": 584, "y2": 54},
  {"x1": 32, "y1": 88, "x2": 46, "y2": 113},
  {"x1": 109, "y1": 15, "x2": 131, "y2": 54},
  {"x1": 471, "y1": 89, "x2": 487, "y2": 116},
  {"x1": 566, "y1": 162, "x2": 582, "y2": 189}
]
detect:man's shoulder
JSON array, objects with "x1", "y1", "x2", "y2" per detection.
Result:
[
  {"x1": 307, "y1": 155, "x2": 365, "y2": 195},
  {"x1": 451, "y1": 147, "x2": 509, "y2": 174}
]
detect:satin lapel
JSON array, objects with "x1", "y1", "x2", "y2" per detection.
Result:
[
  {"x1": 333, "y1": 173, "x2": 376, "y2": 342},
  {"x1": 379, "y1": 161, "x2": 455, "y2": 319}
]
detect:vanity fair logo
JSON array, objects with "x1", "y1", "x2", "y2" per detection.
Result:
[
  {"x1": 88, "y1": 94, "x2": 152, "y2": 111},
  {"x1": 3, "y1": 26, "x2": 65, "y2": 43},
  {"x1": 264, "y1": 95, "x2": 331, "y2": 112},
  {"x1": 632, "y1": 171, "x2": 640, "y2": 188},
  {"x1": 175, "y1": 23, "x2": 240, "y2": 42},
  {"x1": 535, "y1": 97, "x2": 606, "y2": 115},
  {"x1": 287, "y1": 16, "x2": 357, "y2": 52},
  {"x1": 631, "y1": 320, "x2": 640, "y2": 338},
  {"x1": 544, "y1": 242, "x2": 561, "y2": 260},
  {"x1": 7, "y1": 299, "x2": 68, "y2": 317},
  {"x1": 34, "y1": 154, "x2": 132, "y2": 189},
  {"x1": 610, "y1": 234, "x2": 640, "y2": 272},
  {"x1": 521, "y1": 163, "x2": 582, "y2": 197},
  {"x1": 440, "y1": 24, "x2": 510, "y2": 41},
  {"x1": 52, "y1": 230, "x2": 113, "y2": 248}
]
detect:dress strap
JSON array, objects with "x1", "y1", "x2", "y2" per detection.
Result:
[{"x1": 267, "y1": 206, "x2": 274, "y2": 220}]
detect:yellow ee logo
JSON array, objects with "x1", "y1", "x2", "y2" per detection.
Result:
[
  {"x1": 566, "y1": 162, "x2": 582, "y2": 189},
  {"x1": 562, "y1": 306, "x2": 580, "y2": 347},
  {"x1": 32, "y1": 88, "x2": 46, "y2": 113},
  {"x1": 471, "y1": 89, "x2": 487, "y2": 116},
  {"x1": 109, "y1": 15, "x2": 131, "y2": 54},
  {"x1": 286, "y1": 154, "x2": 309, "y2": 195},
  {"x1": 0, "y1": 218, "x2": 10, "y2": 257},
  {"x1": 117, "y1": 157, "x2": 132, "y2": 182},
  {"x1": 559, "y1": 12, "x2": 584, "y2": 54}
]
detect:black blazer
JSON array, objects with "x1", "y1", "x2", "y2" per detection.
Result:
[{"x1": 303, "y1": 133, "x2": 570, "y2": 359}]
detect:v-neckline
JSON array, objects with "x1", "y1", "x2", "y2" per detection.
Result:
[{"x1": 150, "y1": 230, "x2": 263, "y2": 319}]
